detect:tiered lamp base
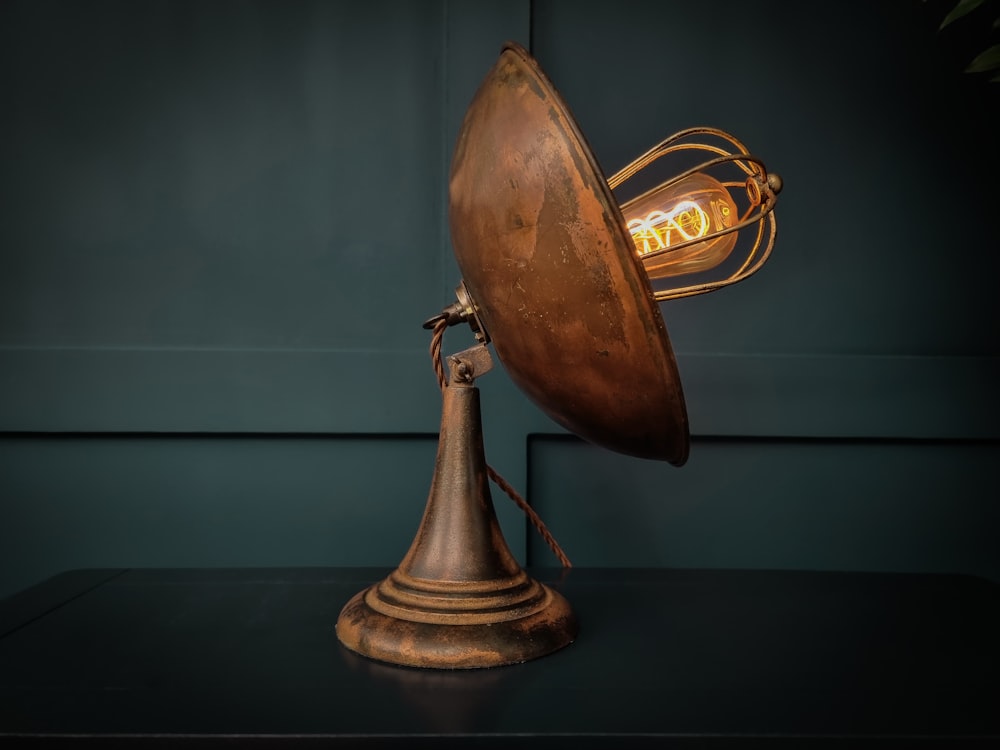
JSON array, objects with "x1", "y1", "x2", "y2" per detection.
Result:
[{"x1": 337, "y1": 568, "x2": 575, "y2": 669}]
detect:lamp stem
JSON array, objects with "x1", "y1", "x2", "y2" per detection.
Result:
[
  {"x1": 396, "y1": 382, "x2": 522, "y2": 583},
  {"x1": 428, "y1": 319, "x2": 572, "y2": 567}
]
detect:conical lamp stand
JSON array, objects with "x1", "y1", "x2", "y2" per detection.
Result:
[{"x1": 336, "y1": 378, "x2": 577, "y2": 669}]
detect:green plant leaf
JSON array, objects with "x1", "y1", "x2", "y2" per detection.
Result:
[
  {"x1": 966, "y1": 44, "x2": 1000, "y2": 72},
  {"x1": 993, "y1": 15, "x2": 1000, "y2": 29},
  {"x1": 940, "y1": 0, "x2": 986, "y2": 29}
]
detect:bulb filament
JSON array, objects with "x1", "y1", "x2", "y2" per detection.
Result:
[{"x1": 627, "y1": 200, "x2": 712, "y2": 256}]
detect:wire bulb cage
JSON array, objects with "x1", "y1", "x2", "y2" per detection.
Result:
[{"x1": 608, "y1": 126, "x2": 782, "y2": 302}]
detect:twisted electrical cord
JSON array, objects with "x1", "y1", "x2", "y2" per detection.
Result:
[{"x1": 429, "y1": 316, "x2": 572, "y2": 568}]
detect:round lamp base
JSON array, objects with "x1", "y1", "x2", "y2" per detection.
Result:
[{"x1": 336, "y1": 569, "x2": 577, "y2": 669}]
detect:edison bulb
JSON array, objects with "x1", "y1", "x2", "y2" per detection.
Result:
[{"x1": 620, "y1": 172, "x2": 738, "y2": 279}]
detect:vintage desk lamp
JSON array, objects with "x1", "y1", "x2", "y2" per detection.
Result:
[{"x1": 336, "y1": 42, "x2": 780, "y2": 669}]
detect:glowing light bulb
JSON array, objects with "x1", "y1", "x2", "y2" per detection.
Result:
[{"x1": 620, "y1": 172, "x2": 739, "y2": 279}]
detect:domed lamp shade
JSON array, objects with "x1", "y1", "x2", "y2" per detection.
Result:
[{"x1": 335, "y1": 42, "x2": 780, "y2": 669}]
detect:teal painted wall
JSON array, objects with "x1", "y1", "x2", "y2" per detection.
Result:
[
  {"x1": 526, "y1": 0, "x2": 1000, "y2": 578},
  {"x1": 1, "y1": 1, "x2": 997, "y2": 597}
]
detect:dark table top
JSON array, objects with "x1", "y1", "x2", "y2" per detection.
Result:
[{"x1": 1, "y1": 567, "x2": 998, "y2": 747}]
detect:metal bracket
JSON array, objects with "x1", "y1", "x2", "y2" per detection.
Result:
[{"x1": 447, "y1": 343, "x2": 494, "y2": 385}]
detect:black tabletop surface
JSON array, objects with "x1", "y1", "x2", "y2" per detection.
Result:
[{"x1": 0, "y1": 567, "x2": 998, "y2": 747}]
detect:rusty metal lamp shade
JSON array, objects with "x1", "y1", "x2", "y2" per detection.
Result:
[{"x1": 336, "y1": 42, "x2": 779, "y2": 669}]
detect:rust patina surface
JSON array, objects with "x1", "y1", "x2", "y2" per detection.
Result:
[{"x1": 449, "y1": 42, "x2": 689, "y2": 465}]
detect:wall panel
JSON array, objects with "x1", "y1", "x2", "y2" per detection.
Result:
[
  {"x1": 0, "y1": 1, "x2": 533, "y2": 599},
  {"x1": 530, "y1": 0, "x2": 1000, "y2": 359},
  {"x1": 523, "y1": 1, "x2": 998, "y2": 580},
  {"x1": 0, "y1": 435, "x2": 439, "y2": 597},
  {"x1": 529, "y1": 436, "x2": 1000, "y2": 581}
]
